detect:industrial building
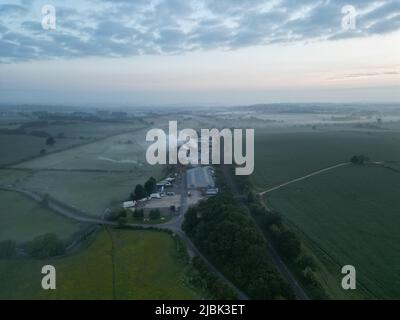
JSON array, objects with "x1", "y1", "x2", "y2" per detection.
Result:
[{"x1": 186, "y1": 166, "x2": 216, "y2": 190}]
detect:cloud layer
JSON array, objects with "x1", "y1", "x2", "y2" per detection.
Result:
[{"x1": 0, "y1": 0, "x2": 399, "y2": 62}]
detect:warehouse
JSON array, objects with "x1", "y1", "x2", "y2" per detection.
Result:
[{"x1": 186, "y1": 166, "x2": 215, "y2": 190}]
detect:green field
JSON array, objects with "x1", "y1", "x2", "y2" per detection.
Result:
[
  {"x1": 252, "y1": 130, "x2": 400, "y2": 190},
  {"x1": 2, "y1": 128, "x2": 163, "y2": 215},
  {"x1": 14, "y1": 171, "x2": 157, "y2": 215},
  {"x1": 251, "y1": 129, "x2": 400, "y2": 299},
  {"x1": 0, "y1": 120, "x2": 149, "y2": 168},
  {"x1": 12, "y1": 129, "x2": 151, "y2": 171},
  {"x1": 0, "y1": 190, "x2": 81, "y2": 243},
  {"x1": 39, "y1": 122, "x2": 141, "y2": 139},
  {"x1": 0, "y1": 229, "x2": 200, "y2": 300},
  {"x1": 0, "y1": 135, "x2": 50, "y2": 166},
  {"x1": 266, "y1": 165, "x2": 400, "y2": 299}
]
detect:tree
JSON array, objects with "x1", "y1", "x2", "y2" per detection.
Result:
[
  {"x1": 118, "y1": 216, "x2": 128, "y2": 228},
  {"x1": 351, "y1": 155, "x2": 369, "y2": 165},
  {"x1": 247, "y1": 191, "x2": 257, "y2": 203},
  {"x1": 278, "y1": 230, "x2": 301, "y2": 260},
  {"x1": 144, "y1": 177, "x2": 157, "y2": 196},
  {"x1": 262, "y1": 211, "x2": 282, "y2": 228},
  {"x1": 119, "y1": 209, "x2": 128, "y2": 218},
  {"x1": 133, "y1": 209, "x2": 144, "y2": 220},
  {"x1": 46, "y1": 137, "x2": 56, "y2": 147},
  {"x1": 149, "y1": 209, "x2": 161, "y2": 220},
  {"x1": 301, "y1": 267, "x2": 318, "y2": 286},
  {"x1": 0, "y1": 240, "x2": 16, "y2": 258},
  {"x1": 133, "y1": 184, "x2": 146, "y2": 200},
  {"x1": 249, "y1": 203, "x2": 265, "y2": 216},
  {"x1": 27, "y1": 234, "x2": 65, "y2": 258},
  {"x1": 297, "y1": 255, "x2": 316, "y2": 270}
]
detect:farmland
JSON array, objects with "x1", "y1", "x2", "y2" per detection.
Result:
[
  {"x1": 252, "y1": 128, "x2": 400, "y2": 299},
  {"x1": 1, "y1": 106, "x2": 400, "y2": 300},
  {"x1": 2, "y1": 126, "x2": 163, "y2": 215},
  {"x1": 0, "y1": 135, "x2": 52, "y2": 166},
  {"x1": 0, "y1": 190, "x2": 81, "y2": 243},
  {"x1": 12, "y1": 130, "x2": 150, "y2": 171},
  {"x1": 0, "y1": 116, "x2": 147, "y2": 167},
  {"x1": 0, "y1": 229, "x2": 200, "y2": 300},
  {"x1": 252, "y1": 129, "x2": 400, "y2": 190}
]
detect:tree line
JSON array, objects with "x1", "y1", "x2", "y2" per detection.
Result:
[
  {"x1": 183, "y1": 194, "x2": 293, "y2": 300},
  {"x1": 0, "y1": 233, "x2": 66, "y2": 259},
  {"x1": 234, "y1": 173, "x2": 328, "y2": 299}
]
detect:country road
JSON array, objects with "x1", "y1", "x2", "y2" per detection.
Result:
[
  {"x1": 175, "y1": 174, "x2": 249, "y2": 300},
  {"x1": 0, "y1": 181, "x2": 248, "y2": 300},
  {"x1": 258, "y1": 162, "x2": 351, "y2": 196},
  {"x1": 221, "y1": 165, "x2": 310, "y2": 300}
]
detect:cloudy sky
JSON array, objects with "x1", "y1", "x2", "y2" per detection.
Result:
[{"x1": 0, "y1": 0, "x2": 399, "y2": 106}]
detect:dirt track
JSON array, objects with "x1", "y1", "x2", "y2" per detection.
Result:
[{"x1": 259, "y1": 162, "x2": 350, "y2": 195}]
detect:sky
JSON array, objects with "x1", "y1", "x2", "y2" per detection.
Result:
[{"x1": 0, "y1": 0, "x2": 399, "y2": 107}]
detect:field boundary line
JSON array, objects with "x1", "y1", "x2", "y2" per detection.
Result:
[{"x1": 258, "y1": 162, "x2": 351, "y2": 196}]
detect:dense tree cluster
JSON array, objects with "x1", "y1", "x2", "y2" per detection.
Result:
[
  {"x1": 183, "y1": 194, "x2": 292, "y2": 300},
  {"x1": 27, "y1": 234, "x2": 66, "y2": 259},
  {"x1": 187, "y1": 257, "x2": 238, "y2": 300},
  {"x1": 133, "y1": 208, "x2": 145, "y2": 220},
  {"x1": 117, "y1": 210, "x2": 128, "y2": 227},
  {"x1": 131, "y1": 177, "x2": 157, "y2": 200},
  {"x1": 351, "y1": 155, "x2": 369, "y2": 165},
  {"x1": 233, "y1": 168, "x2": 327, "y2": 299},
  {"x1": 46, "y1": 137, "x2": 56, "y2": 146},
  {"x1": 149, "y1": 209, "x2": 161, "y2": 220},
  {"x1": 247, "y1": 199, "x2": 325, "y2": 297}
]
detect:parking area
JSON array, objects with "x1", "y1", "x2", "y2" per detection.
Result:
[
  {"x1": 144, "y1": 194, "x2": 181, "y2": 209},
  {"x1": 187, "y1": 190, "x2": 203, "y2": 207},
  {"x1": 124, "y1": 166, "x2": 215, "y2": 219}
]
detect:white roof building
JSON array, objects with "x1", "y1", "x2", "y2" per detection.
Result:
[{"x1": 123, "y1": 201, "x2": 136, "y2": 209}]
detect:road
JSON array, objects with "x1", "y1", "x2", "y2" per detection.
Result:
[
  {"x1": 221, "y1": 165, "x2": 310, "y2": 300},
  {"x1": 0, "y1": 180, "x2": 248, "y2": 300},
  {"x1": 173, "y1": 173, "x2": 249, "y2": 300},
  {"x1": 259, "y1": 162, "x2": 350, "y2": 196}
]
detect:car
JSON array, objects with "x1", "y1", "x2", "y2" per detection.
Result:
[{"x1": 166, "y1": 192, "x2": 175, "y2": 196}]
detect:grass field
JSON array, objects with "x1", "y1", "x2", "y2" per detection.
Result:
[
  {"x1": 15, "y1": 170, "x2": 161, "y2": 215},
  {"x1": 251, "y1": 128, "x2": 400, "y2": 299},
  {"x1": 2, "y1": 128, "x2": 163, "y2": 215},
  {"x1": 0, "y1": 121, "x2": 148, "y2": 167},
  {"x1": 252, "y1": 130, "x2": 400, "y2": 190},
  {"x1": 266, "y1": 165, "x2": 400, "y2": 299},
  {"x1": 40, "y1": 122, "x2": 141, "y2": 139},
  {"x1": 0, "y1": 229, "x2": 200, "y2": 300},
  {"x1": 0, "y1": 190, "x2": 81, "y2": 243},
  {"x1": 12, "y1": 129, "x2": 150, "y2": 171},
  {"x1": 0, "y1": 135, "x2": 50, "y2": 166}
]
